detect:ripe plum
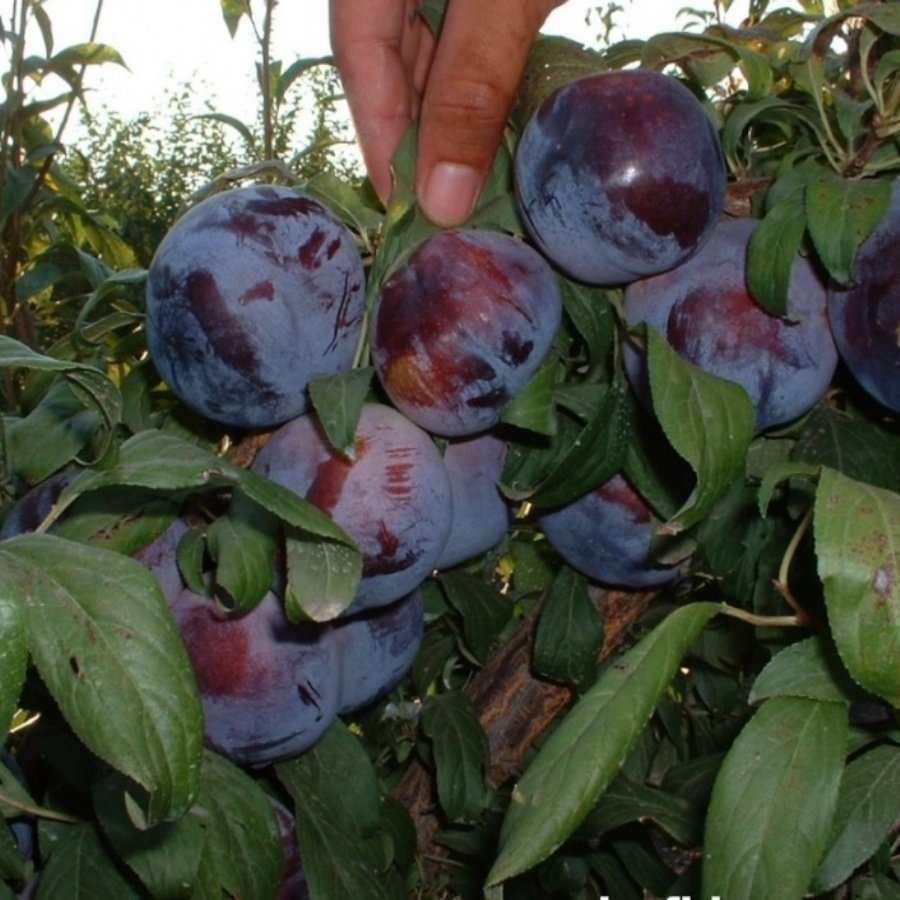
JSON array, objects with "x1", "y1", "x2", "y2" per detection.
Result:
[
  {"x1": 515, "y1": 69, "x2": 726, "y2": 285},
  {"x1": 252, "y1": 403, "x2": 452, "y2": 611},
  {"x1": 622, "y1": 216, "x2": 837, "y2": 431},
  {"x1": 371, "y1": 229, "x2": 562, "y2": 437},
  {"x1": 168, "y1": 587, "x2": 340, "y2": 766},
  {"x1": 539, "y1": 472, "x2": 681, "y2": 588},
  {"x1": 827, "y1": 184, "x2": 900, "y2": 413},
  {"x1": 145, "y1": 184, "x2": 365, "y2": 428}
]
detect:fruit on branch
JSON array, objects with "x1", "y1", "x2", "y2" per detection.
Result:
[
  {"x1": 334, "y1": 589, "x2": 425, "y2": 715},
  {"x1": 514, "y1": 69, "x2": 726, "y2": 285},
  {"x1": 270, "y1": 798, "x2": 310, "y2": 900},
  {"x1": 168, "y1": 587, "x2": 341, "y2": 766},
  {"x1": 252, "y1": 403, "x2": 453, "y2": 612},
  {"x1": 145, "y1": 184, "x2": 365, "y2": 429},
  {"x1": 538, "y1": 472, "x2": 681, "y2": 589},
  {"x1": 622, "y1": 216, "x2": 837, "y2": 432},
  {"x1": 436, "y1": 432, "x2": 511, "y2": 570},
  {"x1": 827, "y1": 184, "x2": 900, "y2": 413},
  {"x1": 371, "y1": 229, "x2": 562, "y2": 437}
]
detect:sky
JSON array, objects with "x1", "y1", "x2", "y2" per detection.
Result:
[{"x1": 37, "y1": 0, "x2": 694, "y2": 131}]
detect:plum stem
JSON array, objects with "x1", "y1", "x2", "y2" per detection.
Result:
[
  {"x1": 719, "y1": 605, "x2": 802, "y2": 630},
  {"x1": 771, "y1": 505, "x2": 814, "y2": 625},
  {"x1": 0, "y1": 788, "x2": 81, "y2": 824}
]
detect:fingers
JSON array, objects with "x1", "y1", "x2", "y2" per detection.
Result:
[
  {"x1": 415, "y1": 0, "x2": 560, "y2": 226},
  {"x1": 330, "y1": 0, "x2": 429, "y2": 202}
]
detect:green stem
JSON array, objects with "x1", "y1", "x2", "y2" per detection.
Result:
[{"x1": 719, "y1": 604, "x2": 802, "y2": 630}]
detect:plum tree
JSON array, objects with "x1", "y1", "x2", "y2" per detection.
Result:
[
  {"x1": 514, "y1": 69, "x2": 726, "y2": 285},
  {"x1": 145, "y1": 184, "x2": 365, "y2": 428},
  {"x1": 436, "y1": 432, "x2": 511, "y2": 570},
  {"x1": 371, "y1": 229, "x2": 563, "y2": 437},
  {"x1": 168, "y1": 587, "x2": 341, "y2": 766},
  {"x1": 622, "y1": 216, "x2": 837, "y2": 432},
  {"x1": 539, "y1": 472, "x2": 682, "y2": 588},
  {"x1": 334, "y1": 589, "x2": 424, "y2": 715},
  {"x1": 827, "y1": 185, "x2": 900, "y2": 413},
  {"x1": 252, "y1": 403, "x2": 453, "y2": 611}
]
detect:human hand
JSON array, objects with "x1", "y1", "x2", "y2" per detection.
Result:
[{"x1": 329, "y1": 0, "x2": 564, "y2": 226}]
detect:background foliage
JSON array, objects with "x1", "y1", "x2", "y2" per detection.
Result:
[{"x1": 1, "y1": 0, "x2": 900, "y2": 898}]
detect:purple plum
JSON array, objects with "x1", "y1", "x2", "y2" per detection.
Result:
[
  {"x1": 145, "y1": 184, "x2": 365, "y2": 428},
  {"x1": 252, "y1": 403, "x2": 453, "y2": 611},
  {"x1": 827, "y1": 183, "x2": 900, "y2": 413},
  {"x1": 371, "y1": 229, "x2": 562, "y2": 437},
  {"x1": 168, "y1": 588, "x2": 340, "y2": 766},
  {"x1": 622, "y1": 216, "x2": 837, "y2": 432},
  {"x1": 539, "y1": 472, "x2": 681, "y2": 589},
  {"x1": 437, "y1": 432, "x2": 512, "y2": 569},
  {"x1": 334, "y1": 589, "x2": 424, "y2": 715},
  {"x1": 514, "y1": 69, "x2": 726, "y2": 285}
]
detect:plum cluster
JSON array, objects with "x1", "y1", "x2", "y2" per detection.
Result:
[{"x1": 133, "y1": 62, "x2": 850, "y2": 767}]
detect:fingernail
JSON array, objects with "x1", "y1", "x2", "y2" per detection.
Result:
[{"x1": 419, "y1": 162, "x2": 482, "y2": 227}]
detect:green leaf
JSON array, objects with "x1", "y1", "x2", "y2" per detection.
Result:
[
  {"x1": 6, "y1": 381, "x2": 101, "y2": 483},
  {"x1": 811, "y1": 744, "x2": 900, "y2": 893},
  {"x1": 646, "y1": 327, "x2": 754, "y2": 533},
  {"x1": 815, "y1": 468, "x2": 900, "y2": 706},
  {"x1": 93, "y1": 773, "x2": 205, "y2": 898},
  {"x1": 577, "y1": 774, "x2": 699, "y2": 846},
  {"x1": 53, "y1": 430, "x2": 354, "y2": 547},
  {"x1": 309, "y1": 368, "x2": 373, "y2": 457},
  {"x1": 276, "y1": 722, "x2": 396, "y2": 900},
  {"x1": 35, "y1": 823, "x2": 144, "y2": 898},
  {"x1": 421, "y1": 693, "x2": 489, "y2": 824},
  {"x1": 206, "y1": 491, "x2": 277, "y2": 612},
  {"x1": 805, "y1": 173, "x2": 892, "y2": 285},
  {"x1": 438, "y1": 570, "x2": 511, "y2": 663},
  {"x1": 531, "y1": 380, "x2": 632, "y2": 508},
  {"x1": 219, "y1": 0, "x2": 250, "y2": 37},
  {"x1": 191, "y1": 752, "x2": 283, "y2": 900},
  {"x1": 1, "y1": 534, "x2": 203, "y2": 825},
  {"x1": 793, "y1": 405, "x2": 900, "y2": 494},
  {"x1": 702, "y1": 696, "x2": 848, "y2": 900},
  {"x1": 747, "y1": 196, "x2": 809, "y2": 317},
  {"x1": 0, "y1": 336, "x2": 121, "y2": 458},
  {"x1": 559, "y1": 279, "x2": 617, "y2": 370},
  {"x1": 500, "y1": 359, "x2": 559, "y2": 436},
  {"x1": 749, "y1": 635, "x2": 859, "y2": 705},
  {"x1": 0, "y1": 577, "x2": 26, "y2": 746},
  {"x1": 49, "y1": 42, "x2": 125, "y2": 70},
  {"x1": 533, "y1": 566, "x2": 603, "y2": 691},
  {"x1": 284, "y1": 528, "x2": 363, "y2": 621},
  {"x1": 488, "y1": 602, "x2": 720, "y2": 886}
]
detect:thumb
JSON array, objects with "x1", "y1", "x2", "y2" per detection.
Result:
[{"x1": 415, "y1": 0, "x2": 560, "y2": 226}]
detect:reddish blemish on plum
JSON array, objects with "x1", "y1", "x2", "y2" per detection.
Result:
[
  {"x1": 180, "y1": 610, "x2": 252, "y2": 698},
  {"x1": 239, "y1": 280, "x2": 275, "y2": 304}
]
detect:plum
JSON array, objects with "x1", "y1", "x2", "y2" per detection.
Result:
[
  {"x1": 436, "y1": 432, "x2": 512, "y2": 569},
  {"x1": 168, "y1": 587, "x2": 340, "y2": 766},
  {"x1": 145, "y1": 184, "x2": 365, "y2": 429},
  {"x1": 827, "y1": 184, "x2": 900, "y2": 413},
  {"x1": 132, "y1": 516, "x2": 189, "y2": 605},
  {"x1": 270, "y1": 798, "x2": 310, "y2": 900},
  {"x1": 539, "y1": 472, "x2": 681, "y2": 589},
  {"x1": 252, "y1": 403, "x2": 453, "y2": 612},
  {"x1": 0, "y1": 469, "x2": 77, "y2": 539},
  {"x1": 514, "y1": 69, "x2": 726, "y2": 285},
  {"x1": 371, "y1": 229, "x2": 562, "y2": 437},
  {"x1": 622, "y1": 216, "x2": 837, "y2": 432},
  {"x1": 334, "y1": 589, "x2": 424, "y2": 715}
]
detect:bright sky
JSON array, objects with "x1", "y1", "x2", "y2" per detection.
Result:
[{"x1": 39, "y1": 0, "x2": 692, "y2": 130}]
